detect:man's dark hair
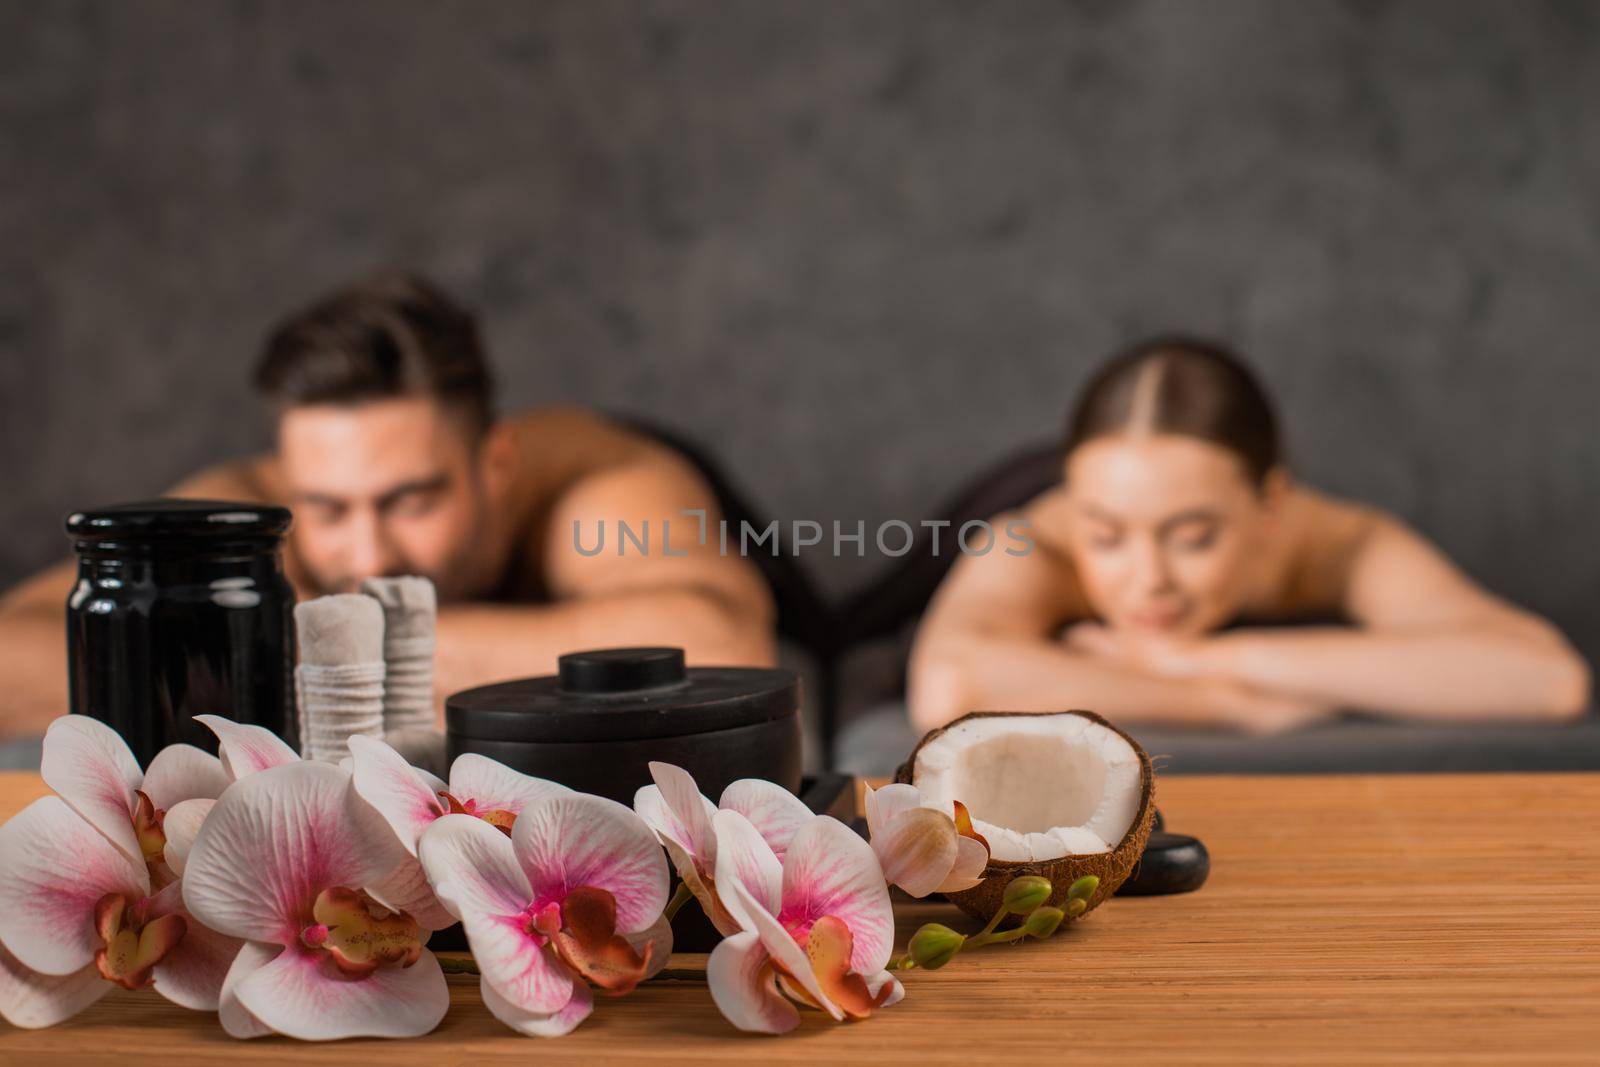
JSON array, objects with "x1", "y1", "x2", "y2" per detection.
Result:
[{"x1": 254, "y1": 271, "x2": 494, "y2": 437}]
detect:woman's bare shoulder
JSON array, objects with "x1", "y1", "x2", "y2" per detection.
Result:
[
  {"x1": 1015, "y1": 485, "x2": 1076, "y2": 556},
  {"x1": 1269, "y1": 485, "x2": 1389, "y2": 610},
  {"x1": 924, "y1": 487, "x2": 1089, "y2": 625},
  {"x1": 1281, "y1": 485, "x2": 1387, "y2": 547}
]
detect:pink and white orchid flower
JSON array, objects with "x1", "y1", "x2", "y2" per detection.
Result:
[
  {"x1": 195, "y1": 713, "x2": 300, "y2": 781},
  {"x1": 862, "y1": 783, "x2": 990, "y2": 898},
  {"x1": 349, "y1": 733, "x2": 569, "y2": 853},
  {"x1": 39, "y1": 715, "x2": 229, "y2": 885},
  {"x1": 156, "y1": 714, "x2": 306, "y2": 881},
  {"x1": 181, "y1": 759, "x2": 450, "y2": 1041},
  {"x1": 0, "y1": 791, "x2": 242, "y2": 1028},
  {"x1": 706, "y1": 810, "x2": 902, "y2": 1034},
  {"x1": 187, "y1": 717, "x2": 454, "y2": 933},
  {"x1": 418, "y1": 792, "x2": 672, "y2": 1037},
  {"x1": 633, "y1": 761, "x2": 812, "y2": 935}
]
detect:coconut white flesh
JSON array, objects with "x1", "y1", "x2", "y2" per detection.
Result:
[{"x1": 913, "y1": 715, "x2": 1143, "y2": 862}]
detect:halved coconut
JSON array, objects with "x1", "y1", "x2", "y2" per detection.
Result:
[{"x1": 895, "y1": 710, "x2": 1155, "y2": 922}]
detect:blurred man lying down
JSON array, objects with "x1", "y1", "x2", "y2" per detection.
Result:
[
  {"x1": 909, "y1": 336, "x2": 1590, "y2": 734},
  {"x1": 0, "y1": 271, "x2": 773, "y2": 738}
]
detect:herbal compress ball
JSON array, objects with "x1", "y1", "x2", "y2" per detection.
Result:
[{"x1": 897, "y1": 710, "x2": 1156, "y2": 922}]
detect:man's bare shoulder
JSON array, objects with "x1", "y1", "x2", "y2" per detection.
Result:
[
  {"x1": 164, "y1": 455, "x2": 285, "y2": 504},
  {"x1": 504, "y1": 406, "x2": 655, "y2": 460},
  {"x1": 503, "y1": 406, "x2": 709, "y2": 515}
]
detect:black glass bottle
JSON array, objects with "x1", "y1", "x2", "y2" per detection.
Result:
[{"x1": 65, "y1": 499, "x2": 298, "y2": 764}]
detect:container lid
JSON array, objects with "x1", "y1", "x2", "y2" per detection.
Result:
[
  {"x1": 446, "y1": 647, "x2": 799, "y2": 743},
  {"x1": 67, "y1": 499, "x2": 293, "y2": 545}
]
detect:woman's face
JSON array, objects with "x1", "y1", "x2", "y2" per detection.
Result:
[{"x1": 1063, "y1": 433, "x2": 1279, "y2": 638}]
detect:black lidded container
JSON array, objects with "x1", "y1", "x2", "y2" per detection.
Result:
[
  {"x1": 446, "y1": 647, "x2": 802, "y2": 805},
  {"x1": 65, "y1": 499, "x2": 298, "y2": 764}
]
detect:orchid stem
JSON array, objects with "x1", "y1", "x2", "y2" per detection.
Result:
[
  {"x1": 438, "y1": 955, "x2": 481, "y2": 975},
  {"x1": 664, "y1": 882, "x2": 695, "y2": 922},
  {"x1": 975, "y1": 902, "x2": 1010, "y2": 941},
  {"x1": 966, "y1": 927, "x2": 1027, "y2": 949}
]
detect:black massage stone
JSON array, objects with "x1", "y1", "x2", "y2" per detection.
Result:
[{"x1": 1116, "y1": 830, "x2": 1211, "y2": 896}]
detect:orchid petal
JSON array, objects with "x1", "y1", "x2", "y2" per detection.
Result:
[
  {"x1": 413, "y1": 765, "x2": 449, "y2": 797},
  {"x1": 866, "y1": 968, "x2": 905, "y2": 1008},
  {"x1": 632, "y1": 785, "x2": 683, "y2": 851},
  {"x1": 349, "y1": 734, "x2": 446, "y2": 855},
  {"x1": 862, "y1": 782, "x2": 923, "y2": 835},
  {"x1": 418, "y1": 814, "x2": 534, "y2": 921},
  {"x1": 706, "y1": 929, "x2": 799, "y2": 1035},
  {"x1": 195, "y1": 715, "x2": 299, "y2": 780},
  {"x1": 0, "y1": 795, "x2": 147, "y2": 975},
  {"x1": 719, "y1": 779, "x2": 812, "y2": 860},
  {"x1": 724, "y1": 877, "x2": 842, "y2": 1021},
  {"x1": 480, "y1": 973, "x2": 593, "y2": 1037},
  {"x1": 513, "y1": 793, "x2": 669, "y2": 935},
  {"x1": 447, "y1": 753, "x2": 569, "y2": 818},
  {"x1": 952, "y1": 799, "x2": 991, "y2": 852},
  {"x1": 550, "y1": 886, "x2": 654, "y2": 996},
  {"x1": 39, "y1": 715, "x2": 144, "y2": 864},
  {"x1": 417, "y1": 814, "x2": 574, "y2": 1015},
  {"x1": 0, "y1": 942, "x2": 109, "y2": 1029},
  {"x1": 873, "y1": 807, "x2": 959, "y2": 898},
  {"x1": 710, "y1": 809, "x2": 782, "y2": 932},
  {"x1": 634, "y1": 785, "x2": 720, "y2": 885},
  {"x1": 474, "y1": 936, "x2": 575, "y2": 1018},
  {"x1": 781, "y1": 816, "x2": 895, "y2": 976},
  {"x1": 181, "y1": 761, "x2": 402, "y2": 945},
  {"x1": 649, "y1": 830, "x2": 695, "y2": 885},
  {"x1": 366, "y1": 855, "x2": 456, "y2": 932},
  {"x1": 662, "y1": 837, "x2": 734, "y2": 934},
  {"x1": 218, "y1": 941, "x2": 278, "y2": 1039},
  {"x1": 160, "y1": 798, "x2": 213, "y2": 878},
  {"x1": 145, "y1": 881, "x2": 241, "y2": 1011},
  {"x1": 937, "y1": 835, "x2": 991, "y2": 894},
  {"x1": 623, "y1": 914, "x2": 674, "y2": 981},
  {"x1": 140, "y1": 743, "x2": 228, "y2": 810},
  {"x1": 805, "y1": 915, "x2": 892, "y2": 1019},
  {"x1": 233, "y1": 944, "x2": 448, "y2": 1040},
  {"x1": 643, "y1": 762, "x2": 717, "y2": 861}
]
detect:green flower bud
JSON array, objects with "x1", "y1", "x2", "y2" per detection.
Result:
[
  {"x1": 1066, "y1": 897, "x2": 1087, "y2": 918},
  {"x1": 1066, "y1": 875, "x2": 1099, "y2": 902},
  {"x1": 1002, "y1": 876, "x2": 1053, "y2": 915},
  {"x1": 1022, "y1": 906, "x2": 1064, "y2": 939},
  {"x1": 907, "y1": 923, "x2": 965, "y2": 970}
]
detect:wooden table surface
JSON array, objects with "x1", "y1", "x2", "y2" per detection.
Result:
[{"x1": 0, "y1": 770, "x2": 1596, "y2": 1065}]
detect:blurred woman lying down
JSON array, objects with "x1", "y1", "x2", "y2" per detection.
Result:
[{"x1": 909, "y1": 336, "x2": 1591, "y2": 734}]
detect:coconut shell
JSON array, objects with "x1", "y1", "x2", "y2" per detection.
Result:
[{"x1": 895, "y1": 709, "x2": 1156, "y2": 923}]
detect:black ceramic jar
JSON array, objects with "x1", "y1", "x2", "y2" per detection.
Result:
[
  {"x1": 445, "y1": 647, "x2": 802, "y2": 804},
  {"x1": 65, "y1": 499, "x2": 298, "y2": 764}
]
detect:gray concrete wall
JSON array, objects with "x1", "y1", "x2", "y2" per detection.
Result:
[{"x1": 3, "y1": 0, "x2": 1597, "y2": 663}]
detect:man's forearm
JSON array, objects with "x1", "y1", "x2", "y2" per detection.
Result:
[
  {"x1": 1210, "y1": 626, "x2": 1591, "y2": 722},
  {"x1": 0, "y1": 605, "x2": 69, "y2": 738},
  {"x1": 432, "y1": 587, "x2": 776, "y2": 716},
  {"x1": 909, "y1": 632, "x2": 1243, "y2": 734}
]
